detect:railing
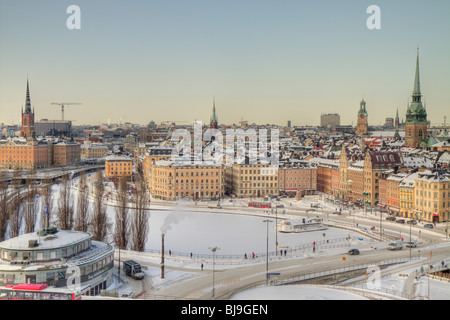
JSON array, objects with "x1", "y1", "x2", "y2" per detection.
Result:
[
  {"x1": 229, "y1": 257, "x2": 419, "y2": 300},
  {"x1": 143, "y1": 236, "x2": 363, "y2": 264}
]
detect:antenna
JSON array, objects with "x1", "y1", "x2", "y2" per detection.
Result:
[{"x1": 51, "y1": 103, "x2": 82, "y2": 121}]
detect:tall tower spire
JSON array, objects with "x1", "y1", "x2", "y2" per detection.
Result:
[
  {"x1": 210, "y1": 97, "x2": 218, "y2": 129},
  {"x1": 25, "y1": 77, "x2": 32, "y2": 113},
  {"x1": 21, "y1": 78, "x2": 35, "y2": 138},
  {"x1": 412, "y1": 47, "x2": 421, "y2": 103}
]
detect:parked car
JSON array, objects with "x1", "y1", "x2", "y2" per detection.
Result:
[
  {"x1": 396, "y1": 219, "x2": 405, "y2": 224},
  {"x1": 386, "y1": 216, "x2": 396, "y2": 221},
  {"x1": 424, "y1": 224, "x2": 434, "y2": 229},
  {"x1": 347, "y1": 249, "x2": 360, "y2": 255}
]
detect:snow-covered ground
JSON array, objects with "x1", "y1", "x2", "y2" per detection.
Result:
[{"x1": 44, "y1": 174, "x2": 450, "y2": 300}]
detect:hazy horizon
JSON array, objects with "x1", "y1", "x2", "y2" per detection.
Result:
[{"x1": 1, "y1": 1, "x2": 449, "y2": 127}]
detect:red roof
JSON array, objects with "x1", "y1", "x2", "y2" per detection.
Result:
[{"x1": 12, "y1": 283, "x2": 48, "y2": 291}]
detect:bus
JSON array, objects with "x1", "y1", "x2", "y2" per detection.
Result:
[
  {"x1": 0, "y1": 283, "x2": 82, "y2": 300},
  {"x1": 248, "y1": 201, "x2": 271, "y2": 209}
]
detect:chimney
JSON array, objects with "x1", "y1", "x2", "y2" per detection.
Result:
[{"x1": 161, "y1": 233, "x2": 165, "y2": 279}]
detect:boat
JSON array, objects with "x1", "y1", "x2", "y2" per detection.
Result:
[{"x1": 275, "y1": 217, "x2": 327, "y2": 233}]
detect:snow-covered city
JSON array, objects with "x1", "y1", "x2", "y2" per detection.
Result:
[{"x1": 0, "y1": 2, "x2": 449, "y2": 315}]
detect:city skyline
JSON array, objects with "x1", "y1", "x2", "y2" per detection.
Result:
[{"x1": 1, "y1": 1, "x2": 449, "y2": 126}]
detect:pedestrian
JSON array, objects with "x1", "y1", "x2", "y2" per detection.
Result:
[
  {"x1": 252, "y1": 252, "x2": 255, "y2": 259},
  {"x1": 201, "y1": 263, "x2": 204, "y2": 271},
  {"x1": 169, "y1": 250, "x2": 171, "y2": 256},
  {"x1": 244, "y1": 253, "x2": 247, "y2": 259},
  {"x1": 280, "y1": 249, "x2": 282, "y2": 256},
  {"x1": 190, "y1": 252, "x2": 193, "y2": 258},
  {"x1": 284, "y1": 250, "x2": 287, "y2": 256}
]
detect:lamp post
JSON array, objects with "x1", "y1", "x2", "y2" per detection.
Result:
[
  {"x1": 208, "y1": 246, "x2": 220, "y2": 299},
  {"x1": 263, "y1": 219, "x2": 273, "y2": 286}
]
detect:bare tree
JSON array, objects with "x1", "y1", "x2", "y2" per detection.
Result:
[
  {"x1": 90, "y1": 170, "x2": 110, "y2": 241},
  {"x1": 74, "y1": 171, "x2": 90, "y2": 232},
  {"x1": 23, "y1": 173, "x2": 38, "y2": 234},
  {"x1": 0, "y1": 173, "x2": 9, "y2": 241},
  {"x1": 40, "y1": 175, "x2": 54, "y2": 230},
  {"x1": 9, "y1": 169, "x2": 22, "y2": 238},
  {"x1": 130, "y1": 173, "x2": 150, "y2": 252},
  {"x1": 57, "y1": 174, "x2": 74, "y2": 230},
  {"x1": 114, "y1": 176, "x2": 129, "y2": 250}
]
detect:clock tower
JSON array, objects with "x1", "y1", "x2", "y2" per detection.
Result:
[{"x1": 356, "y1": 99, "x2": 368, "y2": 136}]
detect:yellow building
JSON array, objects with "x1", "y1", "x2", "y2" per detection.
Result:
[
  {"x1": 225, "y1": 162, "x2": 278, "y2": 199},
  {"x1": 105, "y1": 155, "x2": 133, "y2": 179},
  {"x1": 148, "y1": 160, "x2": 224, "y2": 201},
  {"x1": 414, "y1": 170, "x2": 450, "y2": 223},
  {"x1": 399, "y1": 172, "x2": 419, "y2": 219}
]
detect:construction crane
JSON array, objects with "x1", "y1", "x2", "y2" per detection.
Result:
[{"x1": 51, "y1": 102, "x2": 82, "y2": 121}]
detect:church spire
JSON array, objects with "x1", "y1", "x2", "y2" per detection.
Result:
[
  {"x1": 412, "y1": 47, "x2": 421, "y2": 103},
  {"x1": 210, "y1": 97, "x2": 218, "y2": 129},
  {"x1": 25, "y1": 78, "x2": 32, "y2": 113}
]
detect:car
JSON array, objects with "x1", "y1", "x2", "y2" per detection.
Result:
[
  {"x1": 396, "y1": 219, "x2": 405, "y2": 224},
  {"x1": 405, "y1": 241, "x2": 417, "y2": 248},
  {"x1": 386, "y1": 216, "x2": 396, "y2": 221},
  {"x1": 407, "y1": 220, "x2": 418, "y2": 225},
  {"x1": 424, "y1": 224, "x2": 434, "y2": 229},
  {"x1": 347, "y1": 249, "x2": 360, "y2": 255}
]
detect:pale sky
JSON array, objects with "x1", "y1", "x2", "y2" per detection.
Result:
[{"x1": 0, "y1": 0, "x2": 449, "y2": 127}]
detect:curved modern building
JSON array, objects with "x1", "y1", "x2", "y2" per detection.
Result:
[{"x1": 0, "y1": 228, "x2": 114, "y2": 296}]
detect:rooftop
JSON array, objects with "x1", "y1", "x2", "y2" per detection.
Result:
[{"x1": 0, "y1": 230, "x2": 91, "y2": 251}]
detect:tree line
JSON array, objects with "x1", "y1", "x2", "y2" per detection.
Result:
[{"x1": 0, "y1": 169, "x2": 150, "y2": 252}]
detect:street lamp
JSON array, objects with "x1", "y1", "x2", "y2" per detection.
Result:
[
  {"x1": 263, "y1": 219, "x2": 273, "y2": 286},
  {"x1": 208, "y1": 246, "x2": 220, "y2": 299}
]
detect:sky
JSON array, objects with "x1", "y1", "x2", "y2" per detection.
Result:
[{"x1": 0, "y1": 0, "x2": 449, "y2": 127}]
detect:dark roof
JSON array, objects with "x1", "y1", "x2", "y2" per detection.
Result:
[{"x1": 368, "y1": 151, "x2": 403, "y2": 165}]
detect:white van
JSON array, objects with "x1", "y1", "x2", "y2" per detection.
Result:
[{"x1": 387, "y1": 240, "x2": 403, "y2": 250}]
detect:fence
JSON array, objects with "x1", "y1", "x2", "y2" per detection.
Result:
[{"x1": 143, "y1": 236, "x2": 363, "y2": 264}]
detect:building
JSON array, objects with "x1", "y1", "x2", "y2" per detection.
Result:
[
  {"x1": 405, "y1": 50, "x2": 429, "y2": 148},
  {"x1": 356, "y1": 99, "x2": 368, "y2": 136},
  {"x1": 320, "y1": 113, "x2": 340, "y2": 128},
  {"x1": 278, "y1": 161, "x2": 317, "y2": 196},
  {"x1": 311, "y1": 158, "x2": 339, "y2": 197},
  {"x1": 104, "y1": 155, "x2": 133, "y2": 180},
  {"x1": 0, "y1": 137, "x2": 50, "y2": 170},
  {"x1": 80, "y1": 144, "x2": 109, "y2": 160},
  {"x1": 399, "y1": 172, "x2": 419, "y2": 219},
  {"x1": 0, "y1": 228, "x2": 114, "y2": 296},
  {"x1": 20, "y1": 79, "x2": 35, "y2": 138},
  {"x1": 348, "y1": 160, "x2": 365, "y2": 206},
  {"x1": 52, "y1": 140, "x2": 81, "y2": 167},
  {"x1": 414, "y1": 170, "x2": 450, "y2": 223},
  {"x1": 225, "y1": 162, "x2": 278, "y2": 199},
  {"x1": 35, "y1": 119, "x2": 72, "y2": 137},
  {"x1": 148, "y1": 159, "x2": 224, "y2": 200},
  {"x1": 363, "y1": 150, "x2": 403, "y2": 206}
]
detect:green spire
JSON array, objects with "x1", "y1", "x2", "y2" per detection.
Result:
[
  {"x1": 412, "y1": 47, "x2": 421, "y2": 101},
  {"x1": 358, "y1": 99, "x2": 368, "y2": 116},
  {"x1": 406, "y1": 48, "x2": 427, "y2": 124}
]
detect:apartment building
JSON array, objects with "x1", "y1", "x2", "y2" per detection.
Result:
[{"x1": 149, "y1": 160, "x2": 224, "y2": 201}]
